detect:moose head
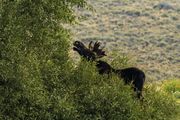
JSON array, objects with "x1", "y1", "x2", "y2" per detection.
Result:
[{"x1": 73, "y1": 41, "x2": 106, "y2": 61}]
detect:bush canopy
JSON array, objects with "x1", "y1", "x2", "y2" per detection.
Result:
[{"x1": 0, "y1": 0, "x2": 178, "y2": 120}]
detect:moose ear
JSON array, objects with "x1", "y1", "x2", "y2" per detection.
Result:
[
  {"x1": 101, "y1": 51, "x2": 107, "y2": 56},
  {"x1": 73, "y1": 41, "x2": 86, "y2": 48}
]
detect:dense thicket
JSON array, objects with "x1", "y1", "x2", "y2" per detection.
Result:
[
  {"x1": 0, "y1": 0, "x2": 86, "y2": 119},
  {"x1": 0, "y1": 0, "x2": 178, "y2": 120}
]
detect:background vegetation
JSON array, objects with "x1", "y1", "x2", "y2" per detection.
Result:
[{"x1": 0, "y1": 0, "x2": 179, "y2": 119}]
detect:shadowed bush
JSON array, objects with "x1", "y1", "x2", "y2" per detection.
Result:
[{"x1": 0, "y1": 0, "x2": 86, "y2": 119}]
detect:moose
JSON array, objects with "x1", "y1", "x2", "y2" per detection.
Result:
[{"x1": 73, "y1": 41, "x2": 145, "y2": 99}]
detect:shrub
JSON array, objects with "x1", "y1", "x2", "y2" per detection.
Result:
[
  {"x1": 70, "y1": 60, "x2": 142, "y2": 120},
  {"x1": 64, "y1": 60, "x2": 178, "y2": 120},
  {"x1": 153, "y1": 2, "x2": 174, "y2": 10},
  {"x1": 161, "y1": 79, "x2": 180, "y2": 99},
  {"x1": 0, "y1": 0, "x2": 178, "y2": 119},
  {"x1": 0, "y1": 0, "x2": 87, "y2": 119},
  {"x1": 142, "y1": 84, "x2": 178, "y2": 120}
]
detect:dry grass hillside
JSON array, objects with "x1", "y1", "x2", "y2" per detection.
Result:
[{"x1": 70, "y1": 0, "x2": 180, "y2": 81}]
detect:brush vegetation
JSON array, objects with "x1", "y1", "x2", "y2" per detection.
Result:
[{"x1": 0, "y1": 0, "x2": 178, "y2": 120}]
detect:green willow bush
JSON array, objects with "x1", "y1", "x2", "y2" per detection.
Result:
[
  {"x1": 69, "y1": 61, "x2": 178, "y2": 120},
  {"x1": 0, "y1": 0, "x2": 87, "y2": 119},
  {"x1": 0, "y1": 0, "x2": 178, "y2": 120}
]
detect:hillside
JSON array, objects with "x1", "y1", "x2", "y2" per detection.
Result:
[
  {"x1": 1, "y1": 1, "x2": 179, "y2": 119},
  {"x1": 71, "y1": 0, "x2": 180, "y2": 81}
]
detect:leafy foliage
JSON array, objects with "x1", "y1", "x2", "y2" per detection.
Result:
[
  {"x1": 0, "y1": 0, "x2": 86, "y2": 119},
  {"x1": 0, "y1": 0, "x2": 178, "y2": 120},
  {"x1": 67, "y1": 61, "x2": 178, "y2": 120},
  {"x1": 160, "y1": 80, "x2": 180, "y2": 100}
]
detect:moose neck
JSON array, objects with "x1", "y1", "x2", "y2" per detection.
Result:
[{"x1": 96, "y1": 60, "x2": 116, "y2": 75}]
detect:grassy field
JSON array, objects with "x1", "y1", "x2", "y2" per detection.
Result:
[{"x1": 70, "y1": 0, "x2": 180, "y2": 81}]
